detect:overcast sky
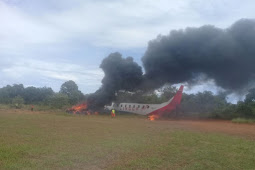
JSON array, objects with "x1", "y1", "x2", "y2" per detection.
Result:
[{"x1": 1, "y1": 0, "x2": 255, "y2": 101}]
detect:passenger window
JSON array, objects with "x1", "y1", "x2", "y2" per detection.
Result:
[
  {"x1": 142, "y1": 106, "x2": 145, "y2": 109},
  {"x1": 121, "y1": 105, "x2": 122, "y2": 107},
  {"x1": 129, "y1": 105, "x2": 131, "y2": 108},
  {"x1": 138, "y1": 105, "x2": 140, "y2": 108},
  {"x1": 147, "y1": 105, "x2": 149, "y2": 108},
  {"x1": 133, "y1": 105, "x2": 135, "y2": 108}
]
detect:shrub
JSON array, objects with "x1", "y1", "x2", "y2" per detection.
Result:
[
  {"x1": 232, "y1": 118, "x2": 255, "y2": 124},
  {"x1": 11, "y1": 95, "x2": 24, "y2": 109}
]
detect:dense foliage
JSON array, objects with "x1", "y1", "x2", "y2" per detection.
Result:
[
  {"x1": 0, "y1": 81, "x2": 85, "y2": 109},
  {"x1": 59, "y1": 80, "x2": 85, "y2": 105}
]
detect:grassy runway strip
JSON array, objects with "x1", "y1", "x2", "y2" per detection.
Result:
[{"x1": 0, "y1": 111, "x2": 255, "y2": 169}]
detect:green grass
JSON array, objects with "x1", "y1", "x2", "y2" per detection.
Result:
[
  {"x1": 0, "y1": 104, "x2": 11, "y2": 109},
  {"x1": 232, "y1": 118, "x2": 255, "y2": 124},
  {"x1": 0, "y1": 110, "x2": 255, "y2": 169}
]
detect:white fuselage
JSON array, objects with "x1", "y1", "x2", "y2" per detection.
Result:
[
  {"x1": 105, "y1": 97, "x2": 174, "y2": 115},
  {"x1": 104, "y1": 85, "x2": 184, "y2": 116}
]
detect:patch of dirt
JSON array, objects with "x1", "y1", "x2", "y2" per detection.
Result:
[{"x1": 157, "y1": 119, "x2": 255, "y2": 139}]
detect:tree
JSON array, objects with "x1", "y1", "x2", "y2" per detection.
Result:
[
  {"x1": 60, "y1": 80, "x2": 84, "y2": 105},
  {"x1": 0, "y1": 84, "x2": 24, "y2": 104},
  {"x1": 236, "y1": 101, "x2": 254, "y2": 118},
  {"x1": 60, "y1": 80, "x2": 79, "y2": 95},
  {"x1": 12, "y1": 95, "x2": 24, "y2": 109},
  {"x1": 0, "y1": 84, "x2": 54, "y2": 104},
  {"x1": 23, "y1": 87, "x2": 54, "y2": 104},
  {"x1": 0, "y1": 86, "x2": 11, "y2": 104},
  {"x1": 245, "y1": 88, "x2": 255, "y2": 103},
  {"x1": 47, "y1": 93, "x2": 69, "y2": 109},
  {"x1": 158, "y1": 85, "x2": 177, "y2": 102},
  {"x1": 9, "y1": 84, "x2": 25, "y2": 98},
  {"x1": 180, "y1": 91, "x2": 228, "y2": 117}
]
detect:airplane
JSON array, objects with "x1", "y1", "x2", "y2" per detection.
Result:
[{"x1": 104, "y1": 85, "x2": 184, "y2": 119}]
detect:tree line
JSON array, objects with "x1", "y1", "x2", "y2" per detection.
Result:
[
  {"x1": 0, "y1": 80, "x2": 86, "y2": 109},
  {"x1": 0, "y1": 81, "x2": 254, "y2": 119}
]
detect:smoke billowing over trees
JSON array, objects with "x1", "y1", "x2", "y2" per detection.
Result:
[
  {"x1": 142, "y1": 19, "x2": 255, "y2": 91},
  {"x1": 86, "y1": 19, "x2": 255, "y2": 109},
  {"x1": 4, "y1": 19, "x2": 253, "y2": 111},
  {"x1": 88, "y1": 19, "x2": 255, "y2": 109}
]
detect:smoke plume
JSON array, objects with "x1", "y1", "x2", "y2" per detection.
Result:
[
  {"x1": 88, "y1": 19, "x2": 255, "y2": 109},
  {"x1": 87, "y1": 52, "x2": 143, "y2": 108},
  {"x1": 142, "y1": 19, "x2": 255, "y2": 91}
]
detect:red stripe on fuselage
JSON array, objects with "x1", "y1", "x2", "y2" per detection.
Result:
[{"x1": 148, "y1": 85, "x2": 183, "y2": 116}]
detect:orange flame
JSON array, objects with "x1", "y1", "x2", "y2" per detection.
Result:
[
  {"x1": 68, "y1": 102, "x2": 88, "y2": 113},
  {"x1": 67, "y1": 102, "x2": 99, "y2": 115},
  {"x1": 148, "y1": 114, "x2": 160, "y2": 121}
]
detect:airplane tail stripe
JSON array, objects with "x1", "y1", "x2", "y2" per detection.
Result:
[{"x1": 149, "y1": 85, "x2": 184, "y2": 116}]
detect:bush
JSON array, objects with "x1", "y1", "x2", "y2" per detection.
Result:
[{"x1": 12, "y1": 95, "x2": 24, "y2": 109}]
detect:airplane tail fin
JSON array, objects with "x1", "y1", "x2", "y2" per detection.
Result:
[
  {"x1": 171, "y1": 85, "x2": 184, "y2": 106},
  {"x1": 165, "y1": 85, "x2": 183, "y2": 112},
  {"x1": 149, "y1": 85, "x2": 184, "y2": 116}
]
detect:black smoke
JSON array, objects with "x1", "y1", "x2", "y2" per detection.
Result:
[
  {"x1": 87, "y1": 52, "x2": 143, "y2": 109},
  {"x1": 142, "y1": 19, "x2": 255, "y2": 91},
  {"x1": 88, "y1": 19, "x2": 255, "y2": 109}
]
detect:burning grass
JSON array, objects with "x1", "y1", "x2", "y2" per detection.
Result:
[
  {"x1": 1, "y1": 109, "x2": 255, "y2": 169},
  {"x1": 66, "y1": 102, "x2": 88, "y2": 114},
  {"x1": 66, "y1": 102, "x2": 99, "y2": 115},
  {"x1": 148, "y1": 114, "x2": 160, "y2": 121}
]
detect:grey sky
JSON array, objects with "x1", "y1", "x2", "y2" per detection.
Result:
[{"x1": 0, "y1": 0, "x2": 254, "y2": 101}]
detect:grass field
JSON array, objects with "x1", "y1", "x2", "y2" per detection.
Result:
[
  {"x1": 1, "y1": 109, "x2": 255, "y2": 169},
  {"x1": 232, "y1": 117, "x2": 255, "y2": 124}
]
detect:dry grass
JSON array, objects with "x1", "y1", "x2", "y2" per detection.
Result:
[{"x1": 1, "y1": 109, "x2": 255, "y2": 169}]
